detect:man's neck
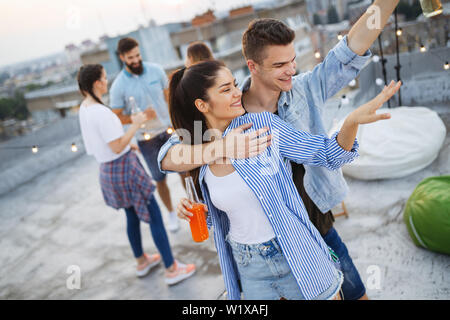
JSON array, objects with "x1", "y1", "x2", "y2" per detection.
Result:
[{"x1": 242, "y1": 77, "x2": 281, "y2": 114}]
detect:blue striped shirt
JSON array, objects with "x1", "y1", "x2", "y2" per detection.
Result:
[{"x1": 197, "y1": 112, "x2": 359, "y2": 300}]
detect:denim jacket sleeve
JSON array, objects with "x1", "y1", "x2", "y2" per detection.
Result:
[
  {"x1": 294, "y1": 35, "x2": 372, "y2": 107},
  {"x1": 157, "y1": 133, "x2": 182, "y2": 174},
  {"x1": 270, "y1": 113, "x2": 359, "y2": 170}
]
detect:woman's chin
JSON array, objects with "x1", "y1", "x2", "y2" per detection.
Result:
[
  {"x1": 233, "y1": 106, "x2": 245, "y2": 116},
  {"x1": 226, "y1": 106, "x2": 245, "y2": 120}
]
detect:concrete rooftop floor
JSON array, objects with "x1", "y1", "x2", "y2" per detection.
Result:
[{"x1": 0, "y1": 105, "x2": 449, "y2": 300}]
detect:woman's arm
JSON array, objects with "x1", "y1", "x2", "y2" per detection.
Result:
[
  {"x1": 159, "y1": 124, "x2": 271, "y2": 172},
  {"x1": 337, "y1": 80, "x2": 401, "y2": 150},
  {"x1": 273, "y1": 81, "x2": 401, "y2": 169},
  {"x1": 108, "y1": 112, "x2": 147, "y2": 154}
]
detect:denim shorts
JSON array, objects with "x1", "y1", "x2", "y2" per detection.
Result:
[
  {"x1": 137, "y1": 132, "x2": 171, "y2": 182},
  {"x1": 227, "y1": 236, "x2": 343, "y2": 300},
  {"x1": 323, "y1": 227, "x2": 366, "y2": 300}
]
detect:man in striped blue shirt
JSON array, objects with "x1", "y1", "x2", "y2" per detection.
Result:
[{"x1": 159, "y1": 1, "x2": 400, "y2": 300}]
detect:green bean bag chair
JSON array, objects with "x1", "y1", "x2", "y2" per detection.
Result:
[{"x1": 403, "y1": 176, "x2": 450, "y2": 255}]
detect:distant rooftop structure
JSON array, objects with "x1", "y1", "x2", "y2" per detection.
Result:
[
  {"x1": 65, "y1": 44, "x2": 77, "y2": 51},
  {"x1": 348, "y1": 0, "x2": 371, "y2": 25},
  {"x1": 81, "y1": 39, "x2": 95, "y2": 47},
  {"x1": 229, "y1": 5, "x2": 255, "y2": 18},
  {"x1": 192, "y1": 9, "x2": 216, "y2": 27}
]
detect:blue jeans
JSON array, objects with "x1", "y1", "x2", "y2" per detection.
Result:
[
  {"x1": 124, "y1": 196, "x2": 174, "y2": 268},
  {"x1": 137, "y1": 132, "x2": 171, "y2": 182},
  {"x1": 323, "y1": 227, "x2": 366, "y2": 300},
  {"x1": 227, "y1": 236, "x2": 343, "y2": 300}
]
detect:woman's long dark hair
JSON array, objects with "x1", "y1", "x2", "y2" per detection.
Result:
[
  {"x1": 77, "y1": 64, "x2": 105, "y2": 105},
  {"x1": 169, "y1": 60, "x2": 225, "y2": 198}
]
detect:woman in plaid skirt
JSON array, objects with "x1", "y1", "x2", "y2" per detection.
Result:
[{"x1": 77, "y1": 64, "x2": 196, "y2": 285}]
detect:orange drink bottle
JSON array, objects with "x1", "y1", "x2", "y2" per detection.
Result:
[{"x1": 185, "y1": 176, "x2": 209, "y2": 242}]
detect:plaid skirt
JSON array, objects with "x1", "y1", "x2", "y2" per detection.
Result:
[{"x1": 99, "y1": 150, "x2": 156, "y2": 223}]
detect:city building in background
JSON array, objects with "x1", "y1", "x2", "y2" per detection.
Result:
[
  {"x1": 1, "y1": 0, "x2": 449, "y2": 137},
  {"x1": 21, "y1": 0, "x2": 313, "y2": 125}
]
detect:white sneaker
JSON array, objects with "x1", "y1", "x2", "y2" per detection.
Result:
[
  {"x1": 136, "y1": 253, "x2": 161, "y2": 278},
  {"x1": 165, "y1": 260, "x2": 196, "y2": 285},
  {"x1": 167, "y1": 211, "x2": 179, "y2": 232}
]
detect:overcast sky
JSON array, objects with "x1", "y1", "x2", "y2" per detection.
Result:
[{"x1": 0, "y1": 0, "x2": 261, "y2": 68}]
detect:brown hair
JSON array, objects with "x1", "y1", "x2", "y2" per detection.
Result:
[
  {"x1": 168, "y1": 60, "x2": 225, "y2": 197},
  {"x1": 242, "y1": 18, "x2": 295, "y2": 64},
  {"x1": 117, "y1": 37, "x2": 139, "y2": 55},
  {"x1": 77, "y1": 64, "x2": 105, "y2": 106},
  {"x1": 187, "y1": 41, "x2": 214, "y2": 64}
]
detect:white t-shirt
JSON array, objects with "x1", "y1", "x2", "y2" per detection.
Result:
[
  {"x1": 204, "y1": 166, "x2": 275, "y2": 244},
  {"x1": 79, "y1": 103, "x2": 130, "y2": 163}
]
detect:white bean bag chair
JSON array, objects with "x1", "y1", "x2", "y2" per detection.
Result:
[{"x1": 329, "y1": 106, "x2": 446, "y2": 180}]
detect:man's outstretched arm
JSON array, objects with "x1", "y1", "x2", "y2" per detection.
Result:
[
  {"x1": 296, "y1": 0, "x2": 400, "y2": 106},
  {"x1": 348, "y1": 0, "x2": 400, "y2": 56}
]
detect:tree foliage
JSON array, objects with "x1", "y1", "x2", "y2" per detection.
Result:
[
  {"x1": 313, "y1": 13, "x2": 322, "y2": 25},
  {"x1": 398, "y1": 0, "x2": 423, "y2": 21},
  {"x1": 327, "y1": 5, "x2": 339, "y2": 24},
  {"x1": 0, "y1": 91, "x2": 29, "y2": 121}
]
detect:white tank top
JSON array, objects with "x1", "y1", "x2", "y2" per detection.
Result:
[{"x1": 204, "y1": 166, "x2": 275, "y2": 244}]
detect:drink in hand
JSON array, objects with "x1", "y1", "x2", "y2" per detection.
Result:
[
  {"x1": 185, "y1": 176, "x2": 209, "y2": 242},
  {"x1": 420, "y1": 0, "x2": 443, "y2": 18},
  {"x1": 188, "y1": 203, "x2": 209, "y2": 242}
]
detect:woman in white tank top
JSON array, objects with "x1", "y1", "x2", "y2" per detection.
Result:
[
  {"x1": 167, "y1": 61, "x2": 401, "y2": 300},
  {"x1": 77, "y1": 64, "x2": 196, "y2": 284}
]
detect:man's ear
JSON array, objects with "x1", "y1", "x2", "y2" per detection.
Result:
[
  {"x1": 194, "y1": 98, "x2": 208, "y2": 113},
  {"x1": 119, "y1": 54, "x2": 125, "y2": 63},
  {"x1": 247, "y1": 59, "x2": 258, "y2": 74}
]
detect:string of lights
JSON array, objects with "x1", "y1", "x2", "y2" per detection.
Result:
[
  {"x1": 0, "y1": 127, "x2": 175, "y2": 153},
  {"x1": 333, "y1": 21, "x2": 449, "y2": 72},
  {"x1": 0, "y1": 141, "x2": 81, "y2": 153},
  {"x1": 335, "y1": 31, "x2": 449, "y2": 70},
  {"x1": 393, "y1": 26, "x2": 449, "y2": 70},
  {"x1": 334, "y1": 10, "x2": 448, "y2": 107},
  {"x1": 394, "y1": 8, "x2": 402, "y2": 106}
]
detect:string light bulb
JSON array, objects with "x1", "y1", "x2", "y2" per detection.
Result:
[
  {"x1": 32, "y1": 145, "x2": 38, "y2": 153},
  {"x1": 420, "y1": 45, "x2": 427, "y2": 52},
  {"x1": 166, "y1": 127, "x2": 174, "y2": 134},
  {"x1": 376, "y1": 78, "x2": 384, "y2": 86},
  {"x1": 337, "y1": 34, "x2": 343, "y2": 41},
  {"x1": 341, "y1": 95, "x2": 349, "y2": 105},
  {"x1": 71, "y1": 143, "x2": 78, "y2": 152},
  {"x1": 314, "y1": 51, "x2": 321, "y2": 59},
  {"x1": 444, "y1": 62, "x2": 449, "y2": 70},
  {"x1": 396, "y1": 28, "x2": 402, "y2": 36},
  {"x1": 372, "y1": 55, "x2": 380, "y2": 63},
  {"x1": 143, "y1": 133, "x2": 151, "y2": 141}
]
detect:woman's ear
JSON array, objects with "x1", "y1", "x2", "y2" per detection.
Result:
[
  {"x1": 194, "y1": 98, "x2": 209, "y2": 113},
  {"x1": 93, "y1": 79, "x2": 101, "y2": 90}
]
